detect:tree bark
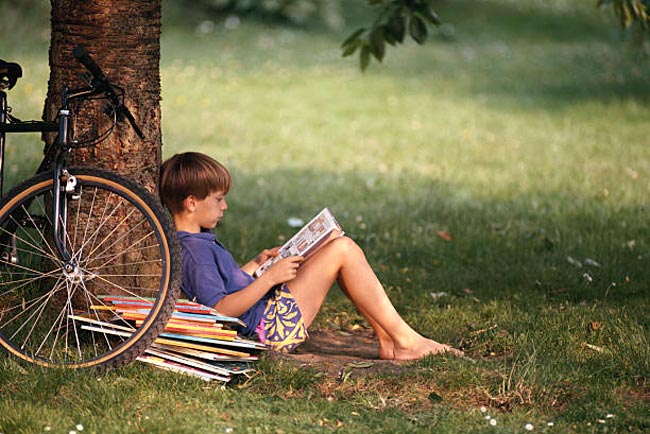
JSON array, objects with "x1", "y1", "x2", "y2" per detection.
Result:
[{"x1": 46, "y1": 0, "x2": 162, "y2": 193}]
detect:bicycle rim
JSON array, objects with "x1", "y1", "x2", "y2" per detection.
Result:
[{"x1": 0, "y1": 169, "x2": 180, "y2": 369}]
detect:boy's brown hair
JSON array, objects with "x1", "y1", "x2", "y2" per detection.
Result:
[{"x1": 160, "y1": 152, "x2": 232, "y2": 214}]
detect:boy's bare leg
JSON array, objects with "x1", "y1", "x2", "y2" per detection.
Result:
[
  {"x1": 287, "y1": 237, "x2": 462, "y2": 360},
  {"x1": 336, "y1": 279, "x2": 396, "y2": 359}
]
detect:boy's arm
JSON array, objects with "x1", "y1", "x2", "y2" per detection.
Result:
[{"x1": 215, "y1": 256, "x2": 304, "y2": 318}]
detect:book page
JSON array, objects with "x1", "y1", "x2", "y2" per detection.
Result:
[{"x1": 254, "y1": 208, "x2": 343, "y2": 277}]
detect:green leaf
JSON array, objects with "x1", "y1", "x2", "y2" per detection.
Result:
[
  {"x1": 387, "y1": 11, "x2": 406, "y2": 43},
  {"x1": 360, "y1": 45, "x2": 371, "y2": 72},
  {"x1": 382, "y1": 26, "x2": 397, "y2": 46},
  {"x1": 425, "y1": 6, "x2": 442, "y2": 25},
  {"x1": 341, "y1": 28, "x2": 366, "y2": 48},
  {"x1": 622, "y1": 3, "x2": 633, "y2": 27},
  {"x1": 416, "y1": 4, "x2": 442, "y2": 26},
  {"x1": 409, "y1": 15, "x2": 428, "y2": 44},
  {"x1": 342, "y1": 40, "x2": 361, "y2": 57},
  {"x1": 369, "y1": 28, "x2": 386, "y2": 62}
]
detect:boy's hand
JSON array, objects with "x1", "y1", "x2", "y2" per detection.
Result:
[
  {"x1": 252, "y1": 247, "x2": 281, "y2": 266},
  {"x1": 241, "y1": 247, "x2": 282, "y2": 276},
  {"x1": 264, "y1": 256, "x2": 304, "y2": 285}
]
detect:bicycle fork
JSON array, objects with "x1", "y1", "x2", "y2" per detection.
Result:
[
  {"x1": 51, "y1": 98, "x2": 80, "y2": 270},
  {"x1": 0, "y1": 84, "x2": 87, "y2": 270}
]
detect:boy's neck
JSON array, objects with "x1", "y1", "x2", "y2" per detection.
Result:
[{"x1": 173, "y1": 213, "x2": 202, "y2": 233}]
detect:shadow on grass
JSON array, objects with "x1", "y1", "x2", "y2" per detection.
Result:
[
  {"x1": 222, "y1": 166, "x2": 648, "y2": 423},
  {"x1": 223, "y1": 166, "x2": 649, "y2": 310}
]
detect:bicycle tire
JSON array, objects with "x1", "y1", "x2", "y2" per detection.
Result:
[{"x1": 0, "y1": 168, "x2": 181, "y2": 369}]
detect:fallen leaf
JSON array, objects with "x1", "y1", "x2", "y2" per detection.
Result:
[
  {"x1": 589, "y1": 321, "x2": 602, "y2": 331},
  {"x1": 437, "y1": 230, "x2": 452, "y2": 241}
]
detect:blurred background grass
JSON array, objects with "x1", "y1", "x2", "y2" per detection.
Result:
[{"x1": 1, "y1": 0, "x2": 649, "y2": 432}]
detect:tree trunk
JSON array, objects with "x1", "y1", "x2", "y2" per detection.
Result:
[{"x1": 46, "y1": 0, "x2": 162, "y2": 193}]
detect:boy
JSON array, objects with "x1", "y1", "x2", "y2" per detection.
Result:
[{"x1": 160, "y1": 152, "x2": 462, "y2": 359}]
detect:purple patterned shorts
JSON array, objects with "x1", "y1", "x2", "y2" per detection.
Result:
[{"x1": 258, "y1": 283, "x2": 308, "y2": 353}]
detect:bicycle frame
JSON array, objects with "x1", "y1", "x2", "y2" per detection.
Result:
[
  {"x1": 0, "y1": 48, "x2": 181, "y2": 370},
  {"x1": 0, "y1": 83, "x2": 96, "y2": 264}
]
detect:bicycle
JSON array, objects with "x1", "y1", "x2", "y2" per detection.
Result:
[{"x1": 0, "y1": 46, "x2": 181, "y2": 369}]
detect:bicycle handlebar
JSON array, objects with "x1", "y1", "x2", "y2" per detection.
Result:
[{"x1": 72, "y1": 45, "x2": 144, "y2": 140}]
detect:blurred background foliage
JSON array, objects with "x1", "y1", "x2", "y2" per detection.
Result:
[
  {"x1": 163, "y1": 0, "x2": 650, "y2": 68},
  {"x1": 3, "y1": 0, "x2": 648, "y2": 70},
  {"x1": 170, "y1": 0, "x2": 346, "y2": 29}
]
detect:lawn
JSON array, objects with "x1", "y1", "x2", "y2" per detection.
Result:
[{"x1": 1, "y1": 0, "x2": 649, "y2": 432}]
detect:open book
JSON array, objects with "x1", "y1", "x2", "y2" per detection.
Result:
[{"x1": 254, "y1": 208, "x2": 344, "y2": 277}]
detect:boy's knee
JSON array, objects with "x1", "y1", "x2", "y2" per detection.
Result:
[{"x1": 330, "y1": 235, "x2": 362, "y2": 257}]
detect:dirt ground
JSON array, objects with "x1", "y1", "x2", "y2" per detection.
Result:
[
  {"x1": 268, "y1": 328, "x2": 456, "y2": 413},
  {"x1": 277, "y1": 328, "x2": 410, "y2": 378}
]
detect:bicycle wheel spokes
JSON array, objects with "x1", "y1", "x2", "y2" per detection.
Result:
[{"x1": 0, "y1": 169, "x2": 180, "y2": 369}]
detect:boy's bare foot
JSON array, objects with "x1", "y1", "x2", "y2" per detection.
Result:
[
  {"x1": 385, "y1": 337, "x2": 464, "y2": 361},
  {"x1": 378, "y1": 338, "x2": 395, "y2": 360}
]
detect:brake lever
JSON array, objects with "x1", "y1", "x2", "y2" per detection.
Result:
[
  {"x1": 117, "y1": 104, "x2": 144, "y2": 140},
  {"x1": 95, "y1": 90, "x2": 144, "y2": 141},
  {"x1": 77, "y1": 72, "x2": 93, "y2": 87},
  {"x1": 73, "y1": 45, "x2": 145, "y2": 140}
]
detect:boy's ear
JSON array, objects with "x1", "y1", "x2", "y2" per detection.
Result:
[{"x1": 182, "y1": 195, "x2": 196, "y2": 212}]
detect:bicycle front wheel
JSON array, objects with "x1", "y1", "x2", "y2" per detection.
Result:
[{"x1": 0, "y1": 168, "x2": 180, "y2": 369}]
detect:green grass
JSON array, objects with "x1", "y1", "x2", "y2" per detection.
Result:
[{"x1": 1, "y1": 0, "x2": 650, "y2": 432}]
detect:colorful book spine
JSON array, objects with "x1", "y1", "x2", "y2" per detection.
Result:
[{"x1": 79, "y1": 295, "x2": 266, "y2": 382}]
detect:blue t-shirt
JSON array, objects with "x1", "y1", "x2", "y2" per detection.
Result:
[{"x1": 177, "y1": 230, "x2": 270, "y2": 337}]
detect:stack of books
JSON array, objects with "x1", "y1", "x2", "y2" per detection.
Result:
[
  {"x1": 74, "y1": 296, "x2": 266, "y2": 382},
  {"x1": 70, "y1": 210, "x2": 343, "y2": 381}
]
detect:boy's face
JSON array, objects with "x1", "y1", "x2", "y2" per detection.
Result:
[{"x1": 192, "y1": 190, "x2": 228, "y2": 229}]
